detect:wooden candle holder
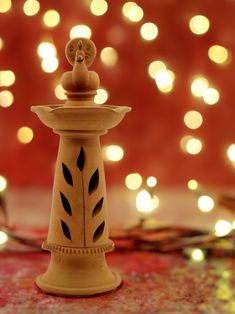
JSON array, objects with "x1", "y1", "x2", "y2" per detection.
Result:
[{"x1": 31, "y1": 38, "x2": 131, "y2": 296}]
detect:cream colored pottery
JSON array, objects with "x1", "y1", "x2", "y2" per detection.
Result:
[{"x1": 31, "y1": 38, "x2": 131, "y2": 296}]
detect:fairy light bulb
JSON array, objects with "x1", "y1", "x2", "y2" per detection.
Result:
[
  {"x1": 102, "y1": 145, "x2": 124, "y2": 162},
  {"x1": 189, "y1": 15, "x2": 210, "y2": 35},
  {"x1": 125, "y1": 173, "x2": 142, "y2": 190},
  {"x1": 198, "y1": 195, "x2": 214, "y2": 212}
]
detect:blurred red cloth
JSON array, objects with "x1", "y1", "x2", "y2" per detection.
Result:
[{"x1": 1, "y1": 250, "x2": 235, "y2": 313}]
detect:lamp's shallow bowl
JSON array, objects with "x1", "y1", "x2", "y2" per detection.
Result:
[{"x1": 31, "y1": 105, "x2": 131, "y2": 132}]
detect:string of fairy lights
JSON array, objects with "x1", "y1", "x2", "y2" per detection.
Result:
[{"x1": 0, "y1": 0, "x2": 235, "y2": 248}]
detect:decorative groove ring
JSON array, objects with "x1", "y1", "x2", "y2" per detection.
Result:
[{"x1": 42, "y1": 240, "x2": 114, "y2": 255}]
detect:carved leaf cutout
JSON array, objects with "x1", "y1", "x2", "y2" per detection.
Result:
[
  {"x1": 61, "y1": 220, "x2": 72, "y2": 240},
  {"x1": 92, "y1": 197, "x2": 104, "y2": 217},
  {"x1": 89, "y1": 169, "x2": 99, "y2": 194},
  {"x1": 77, "y1": 147, "x2": 85, "y2": 171},
  {"x1": 93, "y1": 221, "x2": 105, "y2": 242},
  {"x1": 62, "y1": 163, "x2": 73, "y2": 186},
  {"x1": 60, "y1": 192, "x2": 72, "y2": 216}
]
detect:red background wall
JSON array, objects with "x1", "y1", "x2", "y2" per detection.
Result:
[{"x1": 0, "y1": 0, "x2": 235, "y2": 187}]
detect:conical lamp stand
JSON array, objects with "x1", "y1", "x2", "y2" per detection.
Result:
[{"x1": 31, "y1": 38, "x2": 131, "y2": 296}]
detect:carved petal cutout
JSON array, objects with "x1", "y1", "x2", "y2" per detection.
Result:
[
  {"x1": 92, "y1": 197, "x2": 104, "y2": 217},
  {"x1": 77, "y1": 147, "x2": 85, "y2": 171},
  {"x1": 93, "y1": 221, "x2": 105, "y2": 242},
  {"x1": 89, "y1": 169, "x2": 99, "y2": 194},
  {"x1": 60, "y1": 192, "x2": 72, "y2": 216},
  {"x1": 62, "y1": 163, "x2": 73, "y2": 186},
  {"x1": 61, "y1": 220, "x2": 71, "y2": 240}
]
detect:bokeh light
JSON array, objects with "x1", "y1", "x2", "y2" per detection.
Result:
[
  {"x1": 227, "y1": 144, "x2": 235, "y2": 162},
  {"x1": 140, "y1": 22, "x2": 158, "y2": 41},
  {"x1": 198, "y1": 195, "x2": 214, "y2": 212},
  {"x1": 0, "y1": 70, "x2": 15, "y2": 87},
  {"x1": 55, "y1": 84, "x2": 66, "y2": 100},
  {"x1": 146, "y1": 176, "x2": 157, "y2": 187},
  {"x1": 90, "y1": 0, "x2": 108, "y2": 16},
  {"x1": 23, "y1": 0, "x2": 40, "y2": 16},
  {"x1": 100, "y1": 47, "x2": 118, "y2": 67},
  {"x1": 125, "y1": 4, "x2": 143, "y2": 22},
  {"x1": 0, "y1": 90, "x2": 14, "y2": 107},
  {"x1": 208, "y1": 45, "x2": 229, "y2": 64},
  {"x1": 203, "y1": 87, "x2": 220, "y2": 105},
  {"x1": 184, "y1": 111, "x2": 203, "y2": 130},
  {"x1": 186, "y1": 138, "x2": 202, "y2": 155},
  {"x1": 0, "y1": 0, "x2": 11, "y2": 13},
  {"x1": 0, "y1": 175, "x2": 7, "y2": 192},
  {"x1": 187, "y1": 179, "x2": 198, "y2": 191},
  {"x1": 189, "y1": 15, "x2": 210, "y2": 35},
  {"x1": 155, "y1": 69, "x2": 174, "y2": 93},
  {"x1": 148, "y1": 60, "x2": 166, "y2": 79},
  {"x1": 41, "y1": 57, "x2": 59, "y2": 73},
  {"x1": 0, "y1": 231, "x2": 8, "y2": 245},
  {"x1": 0, "y1": 37, "x2": 4, "y2": 50},
  {"x1": 191, "y1": 248, "x2": 205, "y2": 262},
  {"x1": 215, "y1": 220, "x2": 232, "y2": 237},
  {"x1": 17, "y1": 127, "x2": 34, "y2": 144},
  {"x1": 37, "y1": 42, "x2": 56, "y2": 59},
  {"x1": 125, "y1": 173, "x2": 142, "y2": 190},
  {"x1": 102, "y1": 145, "x2": 124, "y2": 162},
  {"x1": 180, "y1": 136, "x2": 203, "y2": 155},
  {"x1": 70, "y1": 25, "x2": 92, "y2": 39},
  {"x1": 94, "y1": 88, "x2": 108, "y2": 104},
  {"x1": 43, "y1": 9, "x2": 60, "y2": 27},
  {"x1": 136, "y1": 190, "x2": 159, "y2": 213},
  {"x1": 191, "y1": 77, "x2": 208, "y2": 97}
]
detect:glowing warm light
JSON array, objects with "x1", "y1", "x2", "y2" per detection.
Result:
[
  {"x1": 70, "y1": 25, "x2": 92, "y2": 39},
  {"x1": 187, "y1": 179, "x2": 198, "y2": 191},
  {"x1": 215, "y1": 220, "x2": 232, "y2": 237},
  {"x1": 227, "y1": 144, "x2": 235, "y2": 162},
  {"x1": 0, "y1": 38, "x2": 3, "y2": 50},
  {"x1": 125, "y1": 173, "x2": 142, "y2": 190},
  {"x1": 0, "y1": 70, "x2": 15, "y2": 87},
  {"x1": 0, "y1": 176, "x2": 7, "y2": 192},
  {"x1": 140, "y1": 22, "x2": 158, "y2": 41},
  {"x1": 203, "y1": 87, "x2": 220, "y2": 105},
  {"x1": 155, "y1": 70, "x2": 174, "y2": 90},
  {"x1": 0, "y1": 90, "x2": 14, "y2": 107},
  {"x1": 23, "y1": 0, "x2": 40, "y2": 16},
  {"x1": 41, "y1": 57, "x2": 59, "y2": 73},
  {"x1": 100, "y1": 47, "x2": 118, "y2": 67},
  {"x1": 90, "y1": 0, "x2": 108, "y2": 16},
  {"x1": 191, "y1": 248, "x2": 205, "y2": 262},
  {"x1": 0, "y1": 0, "x2": 11, "y2": 13},
  {"x1": 103, "y1": 145, "x2": 124, "y2": 162},
  {"x1": 191, "y1": 77, "x2": 208, "y2": 97},
  {"x1": 55, "y1": 84, "x2": 66, "y2": 100},
  {"x1": 189, "y1": 15, "x2": 210, "y2": 35},
  {"x1": 232, "y1": 221, "x2": 235, "y2": 229},
  {"x1": 126, "y1": 4, "x2": 143, "y2": 22},
  {"x1": 146, "y1": 176, "x2": 157, "y2": 187},
  {"x1": 148, "y1": 61, "x2": 166, "y2": 79},
  {"x1": 208, "y1": 45, "x2": 229, "y2": 64},
  {"x1": 17, "y1": 127, "x2": 34, "y2": 144},
  {"x1": 198, "y1": 195, "x2": 214, "y2": 212},
  {"x1": 43, "y1": 9, "x2": 60, "y2": 27},
  {"x1": 184, "y1": 111, "x2": 203, "y2": 130},
  {"x1": 0, "y1": 231, "x2": 8, "y2": 245},
  {"x1": 94, "y1": 88, "x2": 108, "y2": 104},
  {"x1": 186, "y1": 137, "x2": 202, "y2": 155},
  {"x1": 122, "y1": 2, "x2": 137, "y2": 17},
  {"x1": 37, "y1": 42, "x2": 56, "y2": 59},
  {"x1": 136, "y1": 190, "x2": 159, "y2": 213}
]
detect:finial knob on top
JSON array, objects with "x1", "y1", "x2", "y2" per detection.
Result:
[{"x1": 61, "y1": 38, "x2": 100, "y2": 106}]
